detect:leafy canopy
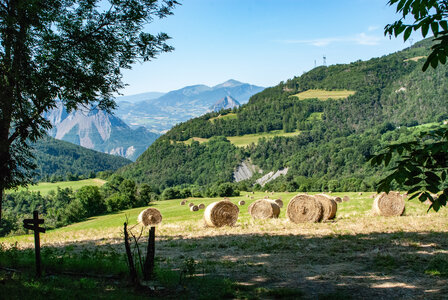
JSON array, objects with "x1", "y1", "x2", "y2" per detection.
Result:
[
  {"x1": 372, "y1": 0, "x2": 448, "y2": 211},
  {"x1": 0, "y1": 0, "x2": 178, "y2": 221},
  {"x1": 385, "y1": 0, "x2": 448, "y2": 70}
]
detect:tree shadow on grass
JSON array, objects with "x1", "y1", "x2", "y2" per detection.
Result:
[{"x1": 2, "y1": 231, "x2": 448, "y2": 299}]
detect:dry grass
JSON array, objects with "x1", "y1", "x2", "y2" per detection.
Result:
[
  {"x1": 404, "y1": 56, "x2": 426, "y2": 62},
  {"x1": 293, "y1": 89, "x2": 356, "y2": 101},
  {"x1": 3, "y1": 192, "x2": 448, "y2": 298}
]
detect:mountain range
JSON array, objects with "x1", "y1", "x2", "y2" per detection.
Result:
[
  {"x1": 115, "y1": 79, "x2": 264, "y2": 133},
  {"x1": 43, "y1": 103, "x2": 159, "y2": 161}
]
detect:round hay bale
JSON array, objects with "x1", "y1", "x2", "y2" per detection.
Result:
[
  {"x1": 358, "y1": 192, "x2": 363, "y2": 196},
  {"x1": 190, "y1": 205, "x2": 199, "y2": 212},
  {"x1": 314, "y1": 194, "x2": 337, "y2": 221},
  {"x1": 246, "y1": 194, "x2": 249, "y2": 198},
  {"x1": 180, "y1": 200, "x2": 187, "y2": 205},
  {"x1": 248, "y1": 199, "x2": 280, "y2": 219},
  {"x1": 188, "y1": 202, "x2": 195, "y2": 208},
  {"x1": 198, "y1": 203, "x2": 205, "y2": 209},
  {"x1": 343, "y1": 196, "x2": 350, "y2": 202},
  {"x1": 204, "y1": 200, "x2": 239, "y2": 227},
  {"x1": 372, "y1": 192, "x2": 405, "y2": 217},
  {"x1": 273, "y1": 199, "x2": 283, "y2": 208},
  {"x1": 238, "y1": 200, "x2": 246, "y2": 205},
  {"x1": 333, "y1": 196, "x2": 342, "y2": 203},
  {"x1": 286, "y1": 194, "x2": 323, "y2": 223},
  {"x1": 137, "y1": 208, "x2": 162, "y2": 226}
]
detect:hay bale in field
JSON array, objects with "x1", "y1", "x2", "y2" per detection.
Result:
[
  {"x1": 358, "y1": 192, "x2": 363, "y2": 196},
  {"x1": 188, "y1": 202, "x2": 195, "y2": 208},
  {"x1": 264, "y1": 195, "x2": 269, "y2": 199},
  {"x1": 238, "y1": 200, "x2": 246, "y2": 205},
  {"x1": 190, "y1": 205, "x2": 199, "y2": 212},
  {"x1": 180, "y1": 200, "x2": 187, "y2": 205},
  {"x1": 372, "y1": 192, "x2": 405, "y2": 217},
  {"x1": 343, "y1": 196, "x2": 350, "y2": 202},
  {"x1": 286, "y1": 194, "x2": 323, "y2": 223},
  {"x1": 273, "y1": 199, "x2": 283, "y2": 208},
  {"x1": 204, "y1": 200, "x2": 239, "y2": 227},
  {"x1": 198, "y1": 203, "x2": 205, "y2": 209},
  {"x1": 314, "y1": 194, "x2": 337, "y2": 221},
  {"x1": 333, "y1": 196, "x2": 342, "y2": 203},
  {"x1": 137, "y1": 208, "x2": 162, "y2": 226},
  {"x1": 246, "y1": 194, "x2": 249, "y2": 198},
  {"x1": 248, "y1": 199, "x2": 280, "y2": 219}
]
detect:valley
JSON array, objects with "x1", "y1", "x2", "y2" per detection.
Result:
[{"x1": 4, "y1": 1, "x2": 448, "y2": 299}]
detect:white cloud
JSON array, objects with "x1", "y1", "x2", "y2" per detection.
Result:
[{"x1": 280, "y1": 32, "x2": 382, "y2": 47}]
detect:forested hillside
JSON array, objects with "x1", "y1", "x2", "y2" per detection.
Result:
[
  {"x1": 119, "y1": 38, "x2": 448, "y2": 193},
  {"x1": 33, "y1": 136, "x2": 131, "y2": 181}
]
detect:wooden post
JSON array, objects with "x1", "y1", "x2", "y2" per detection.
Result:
[
  {"x1": 23, "y1": 210, "x2": 45, "y2": 277},
  {"x1": 143, "y1": 226, "x2": 155, "y2": 280},
  {"x1": 123, "y1": 222, "x2": 139, "y2": 285}
]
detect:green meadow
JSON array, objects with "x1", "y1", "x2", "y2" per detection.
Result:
[
  {"x1": 7, "y1": 178, "x2": 106, "y2": 196},
  {"x1": 181, "y1": 130, "x2": 301, "y2": 147}
]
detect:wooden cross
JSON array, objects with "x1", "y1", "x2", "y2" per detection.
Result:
[{"x1": 23, "y1": 210, "x2": 45, "y2": 277}]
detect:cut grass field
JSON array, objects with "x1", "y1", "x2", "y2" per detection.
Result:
[
  {"x1": 293, "y1": 89, "x2": 356, "y2": 100},
  {"x1": 208, "y1": 113, "x2": 237, "y2": 123},
  {"x1": 7, "y1": 178, "x2": 106, "y2": 196},
  {"x1": 2, "y1": 191, "x2": 448, "y2": 298},
  {"x1": 181, "y1": 130, "x2": 301, "y2": 147},
  {"x1": 404, "y1": 56, "x2": 426, "y2": 62}
]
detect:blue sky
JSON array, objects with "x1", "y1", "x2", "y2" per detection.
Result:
[{"x1": 120, "y1": 0, "x2": 422, "y2": 95}]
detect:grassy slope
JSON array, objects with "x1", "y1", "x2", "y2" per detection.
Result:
[
  {"x1": 181, "y1": 130, "x2": 301, "y2": 147},
  {"x1": 2, "y1": 192, "x2": 448, "y2": 298},
  {"x1": 1, "y1": 191, "x2": 443, "y2": 242},
  {"x1": 7, "y1": 178, "x2": 106, "y2": 196},
  {"x1": 292, "y1": 89, "x2": 356, "y2": 100}
]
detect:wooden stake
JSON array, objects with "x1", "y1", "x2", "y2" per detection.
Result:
[
  {"x1": 143, "y1": 226, "x2": 155, "y2": 280},
  {"x1": 23, "y1": 210, "x2": 45, "y2": 277}
]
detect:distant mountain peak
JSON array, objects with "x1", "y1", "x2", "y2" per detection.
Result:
[
  {"x1": 213, "y1": 79, "x2": 244, "y2": 89},
  {"x1": 210, "y1": 95, "x2": 241, "y2": 112}
]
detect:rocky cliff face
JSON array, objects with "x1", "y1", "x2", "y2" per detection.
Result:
[
  {"x1": 43, "y1": 103, "x2": 159, "y2": 161},
  {"x1": 210, "y1": 95, "x2": 241, "y2": 112}
]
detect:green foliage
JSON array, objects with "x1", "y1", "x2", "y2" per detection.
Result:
[
  {"x1": 371, "y1": 0, "x2": 448, "y2": 211},
  {"x1": 0, "y1": 0, "x2": 178, "y2": 222},
  {"x1": 2, "y1": 177, "x2": 152, "y2": 236},
  {"x1": 120, "y1": 136, "x2": 242, "y2": 191},
  {"x1": 385, "y1": 0, "x2": 448, "y2": 71},
  {"x1": 33, "y1": 136, "x2": 131, "y2": 181}
]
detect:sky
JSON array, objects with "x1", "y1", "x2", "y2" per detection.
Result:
[{"x1": 119, "y1": 0, "x2": 422, "y2": 96}]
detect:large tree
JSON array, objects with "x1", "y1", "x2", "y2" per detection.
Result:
[
  {"x1": 372, "y1": 0, "x2": 448, "y2": 210},
  {"x1": 0, "y1": 0, "x2": 178, "y2": 222}
]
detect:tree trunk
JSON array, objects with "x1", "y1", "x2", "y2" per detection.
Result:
[{"x1": 0, "y1": 188, "x2": 3, "y2": 223}]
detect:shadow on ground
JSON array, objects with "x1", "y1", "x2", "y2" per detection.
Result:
[{"x1": 2, "y1": 230, "x2": 448, "y2": 299}]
